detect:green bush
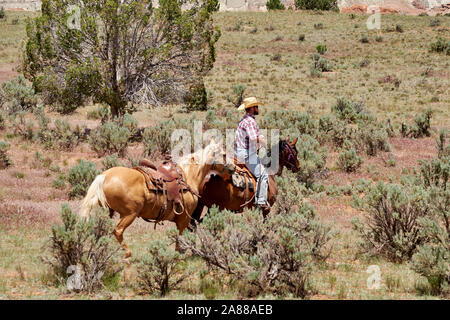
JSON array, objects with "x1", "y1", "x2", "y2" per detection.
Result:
[
  {"x1": 316, "y1": 44, "x2": 327, "y2": 54},
  {"x1": 184, "y1": 81, "x2": 208, "y2": 112},
  {"x1": 401, "y1": 108, "x2": 432, "y2": 138},
  {"x1": 313, "y1": 23, "x2": 323, "y2": 29},
  {"x1": 43, "y1": 205, "x2": 121, "y2": 293},
  {"x1": 89, "y1": 121, "x2": 131, "y2": 156},
  {"x1": 436, "y1": 129, "x2": 450, "y2": 159},
  {"x1": 225, "y1": 84, "x2": 246, "y2": 108},
  {"x1": 52, "y1": 174, "x2": 66, "y2": 189},
  {"x1": 294, "y1": 134, "x2": 327, "y2": 188},
  {"x1": 429, "y1": 18, "x2": 440, "y2": 27},
  {"x1": 266, "y1": 0, "x2": 285, "y2": 10},
  {"x1": 298, "y1": 34, "x2": 305, "y2": 41},
  {"x1": 410, "y1": 184, "x2": 449, "y2": 296},
  {"x1": 295, "y1": 0, "x2": 338, "y2": 11},
  {"x1": 0, "y1": 7, "x2": 6, "y2": 20},
  {"x1": 67, "y1": 160, "x2": 100, "y2": 198},
  {"x1": 0, "y1": 141, "x2": 12, "y2": 169},
  {"x1": 355, "y1": 122, "x2": 390, "y2": 156},
  {"x1": 361, "y1": 34, "x2": 369, "y2": 43},
  {"x1": 142, "y1": 120, "x2": 175, "y2": 156},
  {"x1": 352, "y1": 183, "x2": 430, "y2": 262},
  {"x1": 331, "y1": 98, "x2": 364, "y2": 123},
  {"x1": 176, "y1": 176, "x2": 333, "y2": 298},
  {"x1": 10, "y1": 112, "x2": 34, "y2": 141},
  {"x1": 310, "y1": 53, "x2": 332, "y2": 76},
  {"x1": 337, "y1": 147, "x2": 363, "y2": 172},
  {"x1": 0, "y1": 75, "x2": 38, "y2": 115},
  {"x1": 102, "y1": 153, "x2": 124, "y2": 171},
  {"x1": 430, "y1": 37, "x2": 450, "y2": 55},
  {"x1": 137, "y1": 237, "x2": 187, "y2": 297}
]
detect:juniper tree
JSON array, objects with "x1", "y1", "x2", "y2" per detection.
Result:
[{"x1": 22, "y1": 0, "x2": 220, "y2": 116}]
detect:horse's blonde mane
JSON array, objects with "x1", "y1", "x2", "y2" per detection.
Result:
[{"x1": 177, "y1": 140, "x2": 223, "y2": 170}]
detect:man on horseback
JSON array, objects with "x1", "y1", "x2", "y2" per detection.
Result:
[{"x1": 235, "y1": 97, "x2": 270, "y2": 210}]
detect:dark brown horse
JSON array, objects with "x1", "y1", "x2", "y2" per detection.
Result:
[{"x1": 189, "y1": 137, "x2": 300, "y2": 227}]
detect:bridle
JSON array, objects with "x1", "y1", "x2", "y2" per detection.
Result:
[{"x1": 281, "y1": 141, "x2": 298, "y2": 171}]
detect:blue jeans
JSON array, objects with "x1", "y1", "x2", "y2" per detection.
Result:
[{"x1": 235, "y1": 148, "x2": 269, "y2": 205}]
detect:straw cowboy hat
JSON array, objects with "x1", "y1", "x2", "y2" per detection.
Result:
[{"x1": 237, "y1": 97, "x2": 264, "y2": 111}]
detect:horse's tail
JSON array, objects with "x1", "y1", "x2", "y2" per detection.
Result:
[{"x1": 79, "y1": 174, "x2": 108, "y2": 218}]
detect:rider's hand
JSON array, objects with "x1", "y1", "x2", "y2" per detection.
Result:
[{"x1": 258, "y1": 135, "x2": 267, "y2": 148}]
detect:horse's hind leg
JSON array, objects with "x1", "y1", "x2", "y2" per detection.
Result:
[{"x1": 114, "y1": 213, "x2": 138, "y2": 258}]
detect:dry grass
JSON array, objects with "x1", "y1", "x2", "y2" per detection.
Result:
[{"x1": 0, "y1": 10, "x2": 448, "y2": 299}]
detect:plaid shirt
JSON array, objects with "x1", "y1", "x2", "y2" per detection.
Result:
[{"x1": 235, "y1": 113, "x2": 260, "y2": 150}]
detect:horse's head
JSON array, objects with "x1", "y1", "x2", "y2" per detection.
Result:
[{"x1": 279, "y1": 137, "x2": 300, "y2": 173}]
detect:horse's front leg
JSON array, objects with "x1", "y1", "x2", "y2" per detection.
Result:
[{"x1": 188, "y1": 202, "x2": 204, "y2": 232}]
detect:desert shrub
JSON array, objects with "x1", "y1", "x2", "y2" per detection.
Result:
[
  {"x1": 331, "y1": 98, "x2": 364, "y2": 123},
  {"x1": 411, "y1": 186, "x2": 449, "y2": 296},
  {"x1": 355, "y1": 122, "x2": 390, "y2": 156},
  {"x1": 0, "y1": 75, "x2": 37, "y2": 115},
  {"x1": 52, "y1": 174, "x2": 66, "y2": 189},
  {"x1": 67, "y1": 160, "x2": 100, "y2": 198},
  {"x1": 89, "y1": 121, "x2": 131, "y2": 156},
  {"x1": 271, "y1": 53, "x2": 282, "y2": 61},
  {"x1": 298, "y1": 34, "x2": 305, "y2": 41},
  {"x1": 352, "y1": 183, "x2": 431, "y2": 262},
  {"x1": 310, "y1": 53, "x2": 332, "y2": 76},
  {"x1": 102, "y1": 153, "x2": 124, "y2": 171},
  {"x1": 0, "y1": 141, "x2": 12, "y2": 169},
  {"x1": 142, "y1": 120, "x2": 176, "y2": 156},
  {"x1": 337, "y1": 147, "x2": 363, "y2": 172},
  {"x1": 395, "y1": 24, "x2": 403, "y2": 33},
  {"x1": 401, "y1": 108, "x2": 432, "y2": 138},
  {"x1": 360, "y1": 34, "x2": 369, "y2": 43},
  {"x1": 176, "y1": 176, "x2": 333, "y2": 298},
  {"x1": 261, "y1": 110, "x2": 318, "y2": 138},
  {"x1": 266, "y1": 0, "x2": 285, "y2": 10},
  {"x1": 313, "y1": 22, "x2": 323, "y2": 29},
  {"x1": 295, "y1": 134, "x2": 327, "y2": 188},
  {"x1": 418, "y1": 157, "x2": 449, "y2": 190},
  {"x1": 375, "y1": 35, "x2": 383, "y2": 42},
  {"x1": 10, "y1": 112, "x2": 34, "y2": 141},
  {"x1": 226, "y1": 84, "x2": 246, "y2": 108},
  {"x1": 429, "y1": 18, "x2": 440, "y2": 27},
  {"x1": 184, "y1": 81, "x2": 207, "y2": 112},
  {"x1": 295, "y1": 0, "x2": 337, "y2": 11},
  {"x1": 0, "y1": 111, "x2": 5, "y2": 130},
  {"x1": 43, "y1": 205, "x2": 121, "y2": 293},
  {"x1": 52, "y1": 119, "x2": 83, "y2": 150},
  {"x1": 136, "y1": 237, "x2": 187, "y2": 297},
  {"x1": 436, "y1": 129, "x2": 450, "y2": 159},
  {"x1": 316, "y1": 44, "x2": 327, "y2": 54},
  {"x1": 359, "y1": 59, "x2": 370, "y2": 68},
  {"x1": 0, "y1": 7, "x2": 6, "y2": 20},
  {"x1": 430, "y1": 37, "x2": 450, "y2": 55}
]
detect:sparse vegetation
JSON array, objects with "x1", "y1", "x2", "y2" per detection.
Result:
[
  {"x1": 137, "y1": 236, "x2": 188, "y2": 297},
  {"x1": 67, "y1": 160, "x2": 100, "y2": 198},
  {"x1": 0, "y1": 9, "x2": 449, "y2": 300},
  {"x1": 43, "y1": 205, "x2": 121, "y2": 293},
  {"x1": 266, "y1": 0, "x2": 285, "y2": 10}
]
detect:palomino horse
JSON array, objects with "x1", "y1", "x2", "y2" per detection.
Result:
[
  {"x1": 189, "y1": 137, "x2": 300, "y2": 227},
  {"x1": 78, "y1": 142, "x2": 223, "y2": 257}
]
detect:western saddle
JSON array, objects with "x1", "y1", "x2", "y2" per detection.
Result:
[{"x1": 134, "y1": 158, "x2": 198, "y2": 226}]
